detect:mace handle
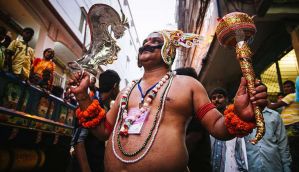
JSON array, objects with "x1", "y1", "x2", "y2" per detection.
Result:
[{"x1": 236, "y1": 41, "x2": 265, "y2": 144}]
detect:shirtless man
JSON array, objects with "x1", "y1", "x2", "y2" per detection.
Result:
[{"x1": 68, "y1": 30, "x2": 267, "y2": 172}]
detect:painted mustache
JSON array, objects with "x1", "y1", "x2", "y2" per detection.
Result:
[{"x1": 138, "y1": 44, "x2": 163, "y2": 54}]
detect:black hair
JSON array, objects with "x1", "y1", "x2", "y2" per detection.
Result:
[
  {"x1": 277, "y1": 92, "x2": 284, "y2": 97},
  {"x1": 0, "y1": 26, "x2": 7, "y2": 37},
  {"x1": 209, "y1": 87, "x2": 228, "y2": 98},
  {"x1": 43, "y1": 48, "x2": 55, "y2": 59},
  {"x1": 2, "y1": 35, "x2": 11, "y2": 48},
  {"x1": 175, "y1": 67, "x2": 198, "y2": 79},
  {"x1": 23, "y1": 27, "x2": 34, "y2": 36},
  {"x1": 98, "y1": 69, "x2": 120, "y2": 92},
  {"x1": 283, "y1": 80, "x2": 295, "y2": 88}
]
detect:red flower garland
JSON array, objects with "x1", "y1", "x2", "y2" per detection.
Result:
[
  {"x1": 76, "y1": 99, "x2": 106, "y2": 128},
  {"x1": 224, "y1": 104, "x2": 256, "y2": 137}
]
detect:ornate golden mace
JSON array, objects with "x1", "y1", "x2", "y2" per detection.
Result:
[{"x1": 216, "y1": 12, "x2": 265, "y2": 144}]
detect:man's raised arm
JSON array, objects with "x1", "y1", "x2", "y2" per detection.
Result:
[
  {"x1": 68, "y1": 71, "x2": 119, "y2": 141},
  {"x1": 192, "y1": 77, "x2": 268, "y2": 140}
]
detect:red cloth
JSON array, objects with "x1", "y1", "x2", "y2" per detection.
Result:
[
  {"x1": 33, "y1": 58, "x2": 42, "y2": 67},
  {"x1": 196, "y1": 103, "x2": 216, "y2": 120}
]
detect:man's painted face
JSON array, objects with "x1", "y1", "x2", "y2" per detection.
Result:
[
  {"x1": 137, "y1": 32, "x2": 165, "y2": 67},
  {"x1": 142, "y1": 33, "x2": 164, "y2": 45},
  {"x1": 139, "y1": 33, "x2": 164, "y2": 55}
]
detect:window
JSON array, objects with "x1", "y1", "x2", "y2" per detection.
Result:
[{"x1": 53, "y1": 72, "x2": 64, "y2": 87}]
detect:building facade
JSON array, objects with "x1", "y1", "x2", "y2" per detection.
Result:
[
  {"x1": 176, "y1": 0, "x2": 299, "y2": 97},
  {"x1": 0, "y1": 0, "x2": 141, "y2": 89}
]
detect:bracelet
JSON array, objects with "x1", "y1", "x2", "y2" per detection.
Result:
[
  {"x1": 224, "y1": 104, "x2": 256, "y2": 137},
  {"x1": 196, "y1": 102, "x2": 216, "y2": 120},
  {"x1": 76, "y1": 99, "x2": 106, "y2": 128}
]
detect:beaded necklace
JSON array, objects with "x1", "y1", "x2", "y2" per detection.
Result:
[
  {"x1": 119, "y1": 72, "x2": 171, "y2": 136},
  {"x1": 112, "y1": 72, "x2": 174, "y2": 163}
]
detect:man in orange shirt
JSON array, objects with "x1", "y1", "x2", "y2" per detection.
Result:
[{"x1": 30, "y1": 48, "x2": 55, "y2": 90}]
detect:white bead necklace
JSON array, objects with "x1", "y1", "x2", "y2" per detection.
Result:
[
  {"x1": 112, "y1": 72, "x2": 174, "y2": 163},
  {"x1": 119, "y1": 73, "x2": 171, "y2": 136}
]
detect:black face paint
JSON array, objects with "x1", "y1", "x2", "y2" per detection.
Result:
[{"x1": 138, "y1": 44, "x2": 163, "y2": 54}]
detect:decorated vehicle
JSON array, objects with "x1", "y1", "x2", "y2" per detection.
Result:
[{"x1": 0, "y1": 71, "x2": 75, "y2": 172}]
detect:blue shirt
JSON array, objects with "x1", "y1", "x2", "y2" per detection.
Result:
[
  {"x1": 211, "y1": 137, "x2": 248, "y2": 172},
  {"x1": 245, "y1": 108, "x2": 292, "y2": 172}
]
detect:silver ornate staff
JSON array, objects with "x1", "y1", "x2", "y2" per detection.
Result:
[{"x1": 68, "y1": 4, "x2": 129, "y2": 75}]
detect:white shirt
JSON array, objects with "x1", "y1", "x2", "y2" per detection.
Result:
[{"x1": 224, "y1": 138, "x2": 248, "y2": 172}]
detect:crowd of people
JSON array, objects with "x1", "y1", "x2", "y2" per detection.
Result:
[
  {"x1": 0, "y1": 25, "x2": 85, "y2": 107},
  {"x1": 1, "y1": 26, "x2": 298, "y2": 172},
  {"x1": 0, "y1": 26, "x2": 56, "y2": 92},
  {"x1": 208, "y1": 84, "x2": 293, "y2": 172}
]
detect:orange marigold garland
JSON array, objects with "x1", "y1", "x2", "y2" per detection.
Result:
[
  {"x1": 224, "y1": 104, "x2": 256, "y2": 137},
  {"x1": 76, "y1": 99, "x2": 106, "y2": 128}
]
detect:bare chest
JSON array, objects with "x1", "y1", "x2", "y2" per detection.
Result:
[
  {"x1": 127, "y1": 84, "x2": 193, "y2": 117},
  {"x1": 104, "y1": 82, "x2": 192, "y2": 171}
]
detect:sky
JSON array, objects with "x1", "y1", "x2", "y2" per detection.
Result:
[{"x1": 128, "y1": 0, "x2": 177, "y2": 42}]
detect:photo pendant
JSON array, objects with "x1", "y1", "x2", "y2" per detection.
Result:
[{"x1": 127, "y1": 108, "x2": 150, "y2": 134}]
